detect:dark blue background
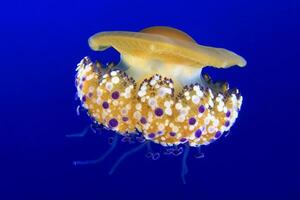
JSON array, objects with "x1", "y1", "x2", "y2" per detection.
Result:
[{"x1": 1, "y1": 0, "x2": 299, "y2": 199}]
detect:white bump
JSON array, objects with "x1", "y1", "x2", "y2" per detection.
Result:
[
  {"x1": 96, "y1": 97, "x2": 101, "y2": 105},
  {"x1": 217, "y1": 105, "x2": 223, "y2": 112},
  {"x1": 164, "y1": 101, "x2": 171, "y2": 107},
  {"x1": 105, "y1": 82, "x2": 113, "y2": 91},
  {"x1": 158, "y1": 124, "x2": 165, "y2": 130},
  {"x1": 110, "y1": 71, "x2": 117, "y2": 76},
  {"x1": 121, "y1": 109, "x2": 128, "y2": 115},
  {"x1": 133, "y1": 111, "x2": 141, "y2": 120},
  {"x1": 213, "y1": 119, "x2": 219, "y2": 126},
  {"x1": 177, "y1": 115, "x2": 185, "y2": 122},
  {"x1": 138, "y1": 90, "x2": 146, "y2": 97},
  {"x1": 197, "y1": 89, "x2": 204, "y2": 97},
  {"x1": 111, "y1": 76, "x2": 120, "y2": 84},
  {"x1": 141, "y1": 85, "x2": 147, "y2": 91},
  {"x1": 208, "y1": 99, "x2": 214, "y2": 107},
  {"x1": 165, "y1": 88, "x2": 172, "y2": 94},
  {"x1": 88, "y1": 86, "x2": 94, "y2": 93},
  {"x1": 126, "y1": 104, "x2": 131, "y2": 110},
  {"x1": 158, "y1": 87, "x2": 166, "y2": 97},
  {"x1": 100, "y1": 79, "x2": 106, "y2": 84},
  {"x1": 150, "y1": 79, "x2": 156, "y2": 86},
  {"x1": 173, "y1": 126, "x2": 179, "y2": 132},
  {"x1": 165, "y1": 107, "x2": 172, "y2": 115},
  {"x1": 208, "y1": 126, "x2": 215, "y2": 133},
  {"x1": 148, "y1": 98, "x2": 156, "y2": 107},
  {"x1": 180, "y1": 108, "x2": 188, "y2": 116},
  {"x1": 223, "y1": 107, "x2": 228, "y2": 113},
  {"x1": 189, "y1": 126, "x2": 195, "y2": 131},
  {"x1": 124, "y1": 93, "x2": 131, "y2": 98},
  {"x1": 96, "y1": 88, "x2": 102, "y2": 96},
  {"x1": 204, "y1": 117, "x2": 210, "y2": 125},
  {"x1": 125, "y1": 87, "x2": 131, "y2": 93},
  {"x1": 175, "y1": 103, "x2": 182, "y2": 110},
  {"x1": 193, "y1": 85, "x2": 200, "y2": 91},
  {"x1": 86, "y1": 74, "x2": 94, "y2": 81},
  {"x1": 192, "y1": 95, "x2": 200, "y2": 104},
  {"x1": 135, "y1": 103, "x2": 142, "y2": 110}
]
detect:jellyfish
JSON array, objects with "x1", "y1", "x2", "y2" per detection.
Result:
[{"x1": 72, "y1": 26, "x2": 246, "y2": 183}]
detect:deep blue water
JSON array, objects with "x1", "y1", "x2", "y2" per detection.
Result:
[{"x1": 1, "y1": 0, "x2": 300, "y2": 199}]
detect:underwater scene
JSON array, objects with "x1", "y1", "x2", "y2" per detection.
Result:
[{"x1": 1, "y1": 0, "x2": 300, "y2": 199}]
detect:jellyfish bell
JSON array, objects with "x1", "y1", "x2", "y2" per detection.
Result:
[{"x1": 88, "y1": 26, "x2": 246, "y2": 90}]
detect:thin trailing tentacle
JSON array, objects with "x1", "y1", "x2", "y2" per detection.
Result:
[
  {"x1": 145, "y1": 142, "x2": 160, "y2": 160},
  {"x1": 181, "y1": 144, "x2": 190, "y2": 184},
  {"x1": 224, "y1": 130, "x2": 231, "y2": 137},
  {"x1": 194, "y1": 146, "x2": 205, "y2": 159},
  {"x1": 73, "y1": 135, "x2": 119, "y2": 166},
  {"x1": 145, "y1": 142, "x2": 154, "y2": 159},
  {"x1": 66, "y1": 126, "x2": 90, "y2": 138},
  {"x1": 109, "y1": 142, "x2": 148, "y2": 175}
]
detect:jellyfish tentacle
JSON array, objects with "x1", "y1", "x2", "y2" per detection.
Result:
[
  {"x1": 76, "y1": 105, "x2": 84, "y2": 116},
  {"x1": 109, "y1": 142, "x2": 148, "y2": 175},
  {"x1": 194, "y1": 146, "x2": 205, "y2": 159},
  {"x1": 90, "y1": 123, "x2": 102, "y2": 135},
  {"x1": 181, "y1": 144, "x2": 190, "y2": 184},
  {"x1": 73, "y1": 135, "x2": 119, "y2": 166},
  {"x1": 66, "y1": 126, "x2": 90, "y2": 138},
  {"x1": 145, "y1": 142, "x2": 160, "y2": 160},
  {"x1": 145, "y1": 142, "x2": 153, "y2": 159}
]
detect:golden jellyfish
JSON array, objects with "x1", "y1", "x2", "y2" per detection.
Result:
[{"x1": 72, "y1": 26, "x2": 246, "y2": 183}]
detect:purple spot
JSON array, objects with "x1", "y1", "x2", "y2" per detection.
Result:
[
  {"x1": 226, "y1": 111, "x2": 231, "y2": 118},
  {"x1": 195, "y1": 129, "x2": 202, "y2": 138},
  {"x1": 82, "y1": 95, "x2": 86, "y2": 102},
  {"x1": 215, "y1": 131, "x2": 222, "y2": 138},
  {"x1": 109, "y1": 118, "x2": 118, "y2": 128},
  {"x1": 154, "y1": 108, "x2": 164, "y2": 117},
  {"x1": 188, "y1": 117, "x2": 196, "y2": 125},
  {"x1": 102, "y1": 101, "x2": 109, "y2": 109},
  {"x1": 180, "y1": 138, "x2": 187, "y2": 143},
  {"x1": 82, "y1": 77, "x2": 86, "y2": 81},
  {"x1": 140, "y1": 117, "x2": 147, "y2": 124},
  {"x1": 88, "y1": 92, "x2": 93, "y2": 98},
  {"x1": 79, "y1": 84, "x2": 83, "y2": 90},
  {"x1": 122, "y1": 117, "x2": 128, "y2": 122},
  {"x1": 225, "y1": 121, "x2": 230, "y2": 127},
  {"x1": 111, "y1": 91, "x2": 120, "y2": 99},
  {"x1": 157, "y1": 131, "x2": 163, "y2": 135},
  {"x1": 148, "y1": 133, "x2": 155, "y2": 138},
  {"x1": 198, "y1": 105, "x2": 205, "y2": 113},
  {"x1": 169, "y1": 132, "x2": 176, "y2": 137}
]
